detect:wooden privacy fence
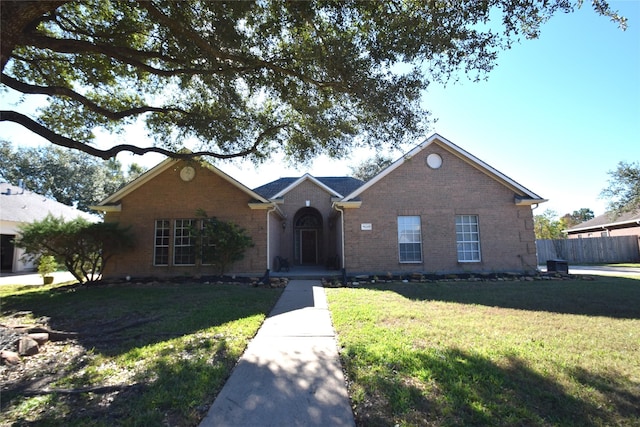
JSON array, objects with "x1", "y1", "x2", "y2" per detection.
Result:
[{"x1": 536, "y1": 236, "x2": 640, "y2": 264}]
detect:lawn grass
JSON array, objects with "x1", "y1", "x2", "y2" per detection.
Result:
[
  {"x1": 326, "y1": 277, "x2": 640, "y2": 426},
  {"x1": 1, "y1": 281, "x2": 283, "y2": 426}
]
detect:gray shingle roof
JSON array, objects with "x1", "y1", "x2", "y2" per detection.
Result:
[
  {"x1": 566, "y1": 208, "x2": 640, "y2": 232},
  {"x1": 253, "y1": 176, "x2": 364, "y2": 199},
  {"x1": 1, "y1": 182, "x2": 98, "y2": 223}
]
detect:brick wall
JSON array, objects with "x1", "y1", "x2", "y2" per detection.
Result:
[
  {"x1": 277, "y1": 178, "x2": 340, "y2": 265},
  {"x1": 342, "y1": 144, "x2": 538, "y2": 275},
  {"x1": 103, "y1": 161, "x2": 267, "y2": 278},
  {"x1": 102, "y1": 143, "x2": 540, "y2": 278}
]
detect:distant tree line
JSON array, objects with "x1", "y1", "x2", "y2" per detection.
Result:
[
  {"x1": 534, "y1": 161, "x2": 640, "y2": 239},
  {"x1": 0, "y1": 141, "x2": 145, "y2": 212}
]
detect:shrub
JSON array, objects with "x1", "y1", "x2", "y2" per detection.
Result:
[
  {"x1": 195, "y1": 209, "x2": 254, "y2": 275},
  {"x1": 37, "y1": 255, "x2": 57, "y2": 278},
  {"x1": 15, "y1": 215, "x2": 134, "y2": 284}
]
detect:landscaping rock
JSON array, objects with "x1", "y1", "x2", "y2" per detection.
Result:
[
  {"x1": 28, "y1": 333, "x2": 49, "y2": 346},
  {"x1": 18, "y1": 336, "x2": 40, "y2": 356},
  {"x1": 1, "y1": 350, "x2": 21, "y2": 365}
]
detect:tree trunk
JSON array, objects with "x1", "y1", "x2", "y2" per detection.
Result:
[{"x1": 1, "y1": 1, "x2": 68, "y2": 70}]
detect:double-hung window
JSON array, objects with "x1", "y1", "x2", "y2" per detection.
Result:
[
  {"x1": 174, "y1": 219, "x2": 196, "y2": 265},
  {"x1": 398, "y1": 216, "x2": 422, "y2": 263},
  {"x1": 456, "y1": 215, "x2": 481, "y2": 262},
  {"x1": 154, "y1": 220, "x2": 170, "y2": 266}
]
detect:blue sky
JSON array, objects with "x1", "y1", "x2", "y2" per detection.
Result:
[
  {"x1": 2, "y1": 1, "x2": 638, "y2": 217},
  {"x1": 218, "y1": 1, "x2": 640, "y2": 216}
]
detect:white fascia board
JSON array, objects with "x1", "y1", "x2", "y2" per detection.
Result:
[
  {"x1": 90, "y1": 204, "x2": 122, "y2": 213},
  {"x1": 203, "y1": 163, "x2": 271, "y2": 203},
  {"x1": 333, "y1": 201, "x2": 362, "y2": 209},
  {"x1": 96, "y1": 156, "x2": 271, "y2": 207},
  {"x1": 340, "y1": 137, "x2": 436, "y2": 201},
  {"x1": 342, "y1": 133, "x2": 545, "y2": 202},
  {"x1": 515, "y1": 196, "x2": 548, "y2": 206},
  {"x1": 272, "y1": 173, "x2": 343, "y2": 199},
  {"x1": 96, "y1": 157, "x2": 178, "y2": 206},
  {"x1": 567, "y1": 219, "x2": 640, "y2": 233},
  {"x1": 248, "y1": 202, "x2": 285, "y2": 218},
  {"x1": 436, "y1": 135, "x2": 545, "y2": 200}
]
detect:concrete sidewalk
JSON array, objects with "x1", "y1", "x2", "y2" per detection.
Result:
[
  {"x1": 199, "y1": 280, "x2": 355, "y2": 427},
  {"x1": 0, "y1": 271, "x2": 77, "y2": 286}
]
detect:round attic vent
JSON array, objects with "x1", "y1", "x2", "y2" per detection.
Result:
[{"x1": 426, "y1": 153, "x2": 442, "y2": 169}]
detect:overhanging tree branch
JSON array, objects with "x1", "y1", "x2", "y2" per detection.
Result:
[
  {"x1": 2, "y1": 74, "x2": 186, "y2": 119},
  {"x1": 140, "y1": 1, "x2": 346, "y2": 91},
  {"x1": 0, "y1": 110, "x2": 287, "y2": 160},
  {"x1": 0, "y1": 1, "x2": 68, "y2": 70},
  {"x1": 0, "y1": 0, "x2": 627, "y2": 164}
]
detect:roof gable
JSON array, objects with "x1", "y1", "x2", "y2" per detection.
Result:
[
  {"x1": 341, "y1": 133, "x2": 546, "y2": 204},
  {"x1": 94, "y1": 157, "x2": 270, "y2": 209},
  {"x1": 254, "y1": 174, "x2": 363, "y2": 199}
]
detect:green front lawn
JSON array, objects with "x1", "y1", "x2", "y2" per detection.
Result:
[
  {"x1": 3, "y1": 275, "x2": 639, "y2": 426},
  {"x1": 1, "y1": 282, "x2": 282, "y2": 426},
  {"x1": 327, "y1": 277, "x2": 640, "y2": 426}
]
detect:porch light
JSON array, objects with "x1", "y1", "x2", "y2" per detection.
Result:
[{"x1": 282, "y1": 221, "x2": 286, "y2": 230}]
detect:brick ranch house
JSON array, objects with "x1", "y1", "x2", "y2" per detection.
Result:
[
  {"x1": 565, "y1": 209, "x2": 640, "y2": 239},
  {"x1": 92, "y1": 134, "x2": 546, "y2": 279}
]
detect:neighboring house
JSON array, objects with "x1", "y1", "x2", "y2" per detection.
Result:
[
  {"x1": 0, "y1": 181, "x2": 97, "y2": 273},
  {"x1": 565, "y1": 209, "x2": 640, "y2": 238},
  {"x1": 92, "y1": 133, "x2": 546, "y2": 279}
]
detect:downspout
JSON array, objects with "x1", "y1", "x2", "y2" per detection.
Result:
[
  {"x1": 264, "y1": 205, "x2": 278, "y2": 282},
  {"x1": 266, "y1": 205, "x2": 278, "y2": 269},
  {"x1": 333, "y1": 203, "x2": 347, "y2": 284}
]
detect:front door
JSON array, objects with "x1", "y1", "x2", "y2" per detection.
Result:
[{"x1": 300, "y1": 229, "x2": 317, "y2": 264}]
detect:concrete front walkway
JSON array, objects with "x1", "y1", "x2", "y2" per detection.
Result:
[{"x1": 199, "y1": 280, "x2": 355, "y2": 427}]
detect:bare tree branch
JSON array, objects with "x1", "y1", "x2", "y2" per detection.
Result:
[
  {"x1": 0, "y1": 110, "x2": 287, "y2": 160},
  {"x1": 2, "y1": 74, "x2": 187, "y2": 119}
]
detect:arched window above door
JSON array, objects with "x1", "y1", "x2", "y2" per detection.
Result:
[{"x1": 295, "y1": 213, "x2": 321, "y2": 228}]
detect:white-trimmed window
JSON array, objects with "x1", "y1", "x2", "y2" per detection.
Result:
[
  {"x1": 456, "y1": 215, "x2": 481, "y2": 262},
  {"x1": 174, "y1": 219, "x2": 196, "y2": 265},
  {"x1": 154, "y1": 220, "x2": 170, "y2": 266},
  {"x1": 398, "y1": 216, "x2": 422, "y2": 263}
]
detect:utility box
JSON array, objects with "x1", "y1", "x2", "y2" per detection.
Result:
[{"x1": 547, "y1": 259, "x2": 568, "y2": 274}]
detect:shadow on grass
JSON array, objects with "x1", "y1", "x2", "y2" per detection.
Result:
[
  {"x1": 360, "y1": 277, "x2": 640, "y2": 319},
  {"x1": 2, "y1": 282, "x2": 281, "y2": 355},
  {"x1": 347, "y1": 346, "x2": 638, "y2": 426},
  {"x1": 1, "y1": 282, "x2": 283, "y2": 425}
]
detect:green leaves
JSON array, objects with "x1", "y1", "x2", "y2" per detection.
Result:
[
  {"x1": 0, "y1": 141, "x2": 144, "y2": 212},
  {"x1": 14, "y1": 214, "x2": 134, "y2": 284},
  {"x1": 194, "y1": 210, "x2": 254, "y2": 275},
  {"x1": 600, "y1": 161, "x2": 640, "y2": 214},
  {"x1": 2, "y1": 0, "x2": 627, "y2": 162}
]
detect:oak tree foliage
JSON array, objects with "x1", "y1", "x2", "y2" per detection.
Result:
[
  {"x1": 350, "y1": 154, "x2": 394, "y2": 182},
  {"x1": 560, "y1": 208, "x2": 595, "y2": 228},
  {"x1": 0, "y1": 0, "x2": 627, "y2": 163},
  {"x1": 600, "y1": 161, "x2": 640, "y2": 215}
]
